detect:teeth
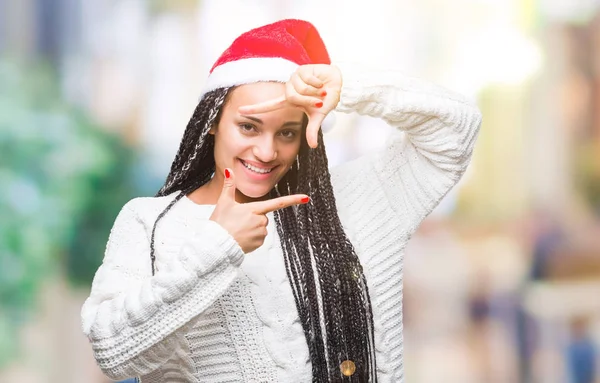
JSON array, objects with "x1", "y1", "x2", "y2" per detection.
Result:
[{"x1": 242, "y1": 161, "x2": 273, "y2": 174}]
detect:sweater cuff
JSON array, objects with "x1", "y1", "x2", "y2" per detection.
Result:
[
  {"x1": 202, "y1": 220, "x2": 245, "y2": 266},
  {"x1": 173, "y1": 201, "x2": 245, "y2": 268},
  {"x1": 334, "y1": 61, "x2": 379, "y2": 114}
]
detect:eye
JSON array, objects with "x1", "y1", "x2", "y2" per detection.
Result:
[
  {"x1": 239, "y1": 123, "x2": 257, "y2": 133},
  {"x1": 279, "y1": 130, "x2": 298, "y2": 140}
]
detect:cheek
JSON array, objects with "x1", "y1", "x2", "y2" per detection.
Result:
[
  {"x1": 214, "y1": 129, "x2": 247, "y2": 158},
  {"x1": 280, "y1": 142, "x2": 301, "y2": 167}
]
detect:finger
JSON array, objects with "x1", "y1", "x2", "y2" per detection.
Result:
[
  {"x1": 297, "y1": 68, "x2": 324, "y2": 88},
  {"x1": 306, "y1": 113, "x2": 326, "y2": 148},
  {"x1": 286, "y1": 83, "x2": 324, "y2": 110},
  {"x1": 218, "y1": 168, "x2": 236, "y2": 203},
  {"x1": 254, "y1": 214, "x2": 269, "y2": 228},
  {"x1": 238, "y1": 95, "x2": 287, "y2": 114},
  {"x1": 291, "y1": 72, "x2": 325, "y2": 98},
  {"x1": 249, "y1": 194, "x2": 310, "y2": 215}
]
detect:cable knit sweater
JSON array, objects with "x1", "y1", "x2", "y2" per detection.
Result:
[{"x1": 81, "y1": 64, "x2": 482, "y2": 382}]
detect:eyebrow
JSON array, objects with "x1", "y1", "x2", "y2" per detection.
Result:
[{"x1": 241, "y1": 115, "x2": 303, "y2": 128}]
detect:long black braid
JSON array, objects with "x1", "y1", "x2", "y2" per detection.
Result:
[{"x1": 151, "y1": 88, "x2": 377, "y2": 382}]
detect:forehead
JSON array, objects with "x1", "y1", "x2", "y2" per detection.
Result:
[
  {"x1": 228, "y1": 82, "x2": 285, "y2": 106},
  {"x1": 223, "y1": 82, "x2": 305, "y2": 122},
  {"x1": 227, "y1": 82, "x2": 285, "y2": 106}
]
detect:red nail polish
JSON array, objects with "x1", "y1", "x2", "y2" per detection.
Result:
[
  {"x1": 224, "y1": 169, "x2": 231, "y2": 179},
  {"x1": 301, "y1": 197, "x2": 310, "y2": 203},
  {"x1": 321, "y1": 90, "x2": 327, "y2": 97},
  {"x1": 315, "y1": 102, "x2": 323, "y2": 108}
]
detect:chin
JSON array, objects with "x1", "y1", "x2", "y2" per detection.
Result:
[{"x1": 238, "y1": 184, "x2": 273, "y2": 200}]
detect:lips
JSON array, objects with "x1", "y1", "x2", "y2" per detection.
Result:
[{"x1": 239, "y1": 159, "x2": 276, "y2": 174}]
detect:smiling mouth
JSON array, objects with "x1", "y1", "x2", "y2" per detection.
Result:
[{"x1": 240, "y1": 159, "x2": 276, "y2": 174}]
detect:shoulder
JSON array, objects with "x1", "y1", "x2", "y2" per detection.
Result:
[
  {"x1": 119, "y1": 191, "x2": 183, "y2": 223},
  {"x1": 124, "y1": 191, "x2": 181, "y2": 210},
  {"x1": 105, "y1": 192, "x2": 184, "y2": 245}
]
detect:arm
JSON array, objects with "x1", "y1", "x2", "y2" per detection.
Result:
[
  {"x1": 81, "y1": 199, "x2": 243, "y2": 379},
  {"x1": 331, "y1": 63, "x2": 482, "y2": 228}
]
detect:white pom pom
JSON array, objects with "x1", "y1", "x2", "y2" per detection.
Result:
[{"x1": 320, "y1": 112, "x2": 337, "y2": 134}]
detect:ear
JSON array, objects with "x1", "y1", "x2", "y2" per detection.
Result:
[{"x1": 208, "y1": 124, "x2": 217, "y2": 135}]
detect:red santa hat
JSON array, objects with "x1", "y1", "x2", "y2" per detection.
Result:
[{"x1": 201, "y1": 19, "x2": 337, "y2": 132}]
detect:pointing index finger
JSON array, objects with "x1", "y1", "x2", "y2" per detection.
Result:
[
  {"x1": 238, "y1": 95, "x2": 287, "y2": 114},
  {"x1": 249, "y1": 194, "x2": 310, "y2": 215}
]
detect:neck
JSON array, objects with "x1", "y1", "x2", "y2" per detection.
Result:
[{"x1": 186, "y1": 176, "x2": 260, "y2": 204}]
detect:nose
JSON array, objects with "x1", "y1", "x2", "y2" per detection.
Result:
[{"x1": 252, "y1": 136, "x2": 278, "y2": 163}]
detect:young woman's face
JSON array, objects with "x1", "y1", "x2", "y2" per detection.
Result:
[{"x1": 211, "y1": 82, "x2": 305, "y2": 201}]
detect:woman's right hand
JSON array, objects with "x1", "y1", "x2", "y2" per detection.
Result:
[
  {"x1": 238, "y1": 64, "x2": 342, "y2": 149},
  {"x1": 209, "y1": 168, "x2": 309, "y2": 253}
]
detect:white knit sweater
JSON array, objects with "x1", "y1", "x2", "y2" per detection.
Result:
[{"x1": 81, "y1": 64, "x2": 481, "y2": 382}]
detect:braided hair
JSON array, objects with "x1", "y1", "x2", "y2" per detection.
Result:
[{"x1": 151, "y1": 87, "x2": 378, "y2": 382}]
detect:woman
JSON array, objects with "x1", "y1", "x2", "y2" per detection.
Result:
[{"x1": 81, "y1": 19, "x2": 482, "y2": 382}]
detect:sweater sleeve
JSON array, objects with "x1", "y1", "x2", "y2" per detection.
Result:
[
  {"x1": 331, "y1": 63, "x2": 482, "y2": 230},
  {"x1": 80, "y1": 199, "x2": 244, "y2": 380}
]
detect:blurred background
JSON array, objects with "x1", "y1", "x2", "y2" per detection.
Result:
[{"x1": 1, "y1": 0, "x2": 600, "y2": 382}]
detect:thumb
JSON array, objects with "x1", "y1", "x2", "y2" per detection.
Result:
[
  {"x1": 218, "y1": 168, "x2": 237, "y2": 203},
  {"x1": 306, "y1": 113, "x2": 326, "y2": 148}
]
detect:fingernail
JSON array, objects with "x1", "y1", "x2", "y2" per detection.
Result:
[
  {"x1": 301, "y1": 197, "x2": 310, "y2": 203},
  {"x1": 315, "y1": 102, "x2": 323, "y2": 108},
  {"x1": 320, "y1": 90, "x2": 327, "y2": 97},
  {"x1": 224, "y1": 169, "x2": 231, "y2": 179}
]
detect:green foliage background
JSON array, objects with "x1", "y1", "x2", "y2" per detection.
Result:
[{"x1": 0, "y1": 59, "x2": 141, "y2": 366}]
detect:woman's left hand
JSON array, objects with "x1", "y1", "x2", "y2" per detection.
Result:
[{"x1": 238, "y1": 64, "x2": 342, "y2": 148}]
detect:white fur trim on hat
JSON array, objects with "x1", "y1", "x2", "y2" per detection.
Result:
[
  {"x1": 200, "y1": 56, "x2": 336, "y2": 134},
  {"x1": 200, "y1": 57, "x2": 299, "y2": 99}
]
